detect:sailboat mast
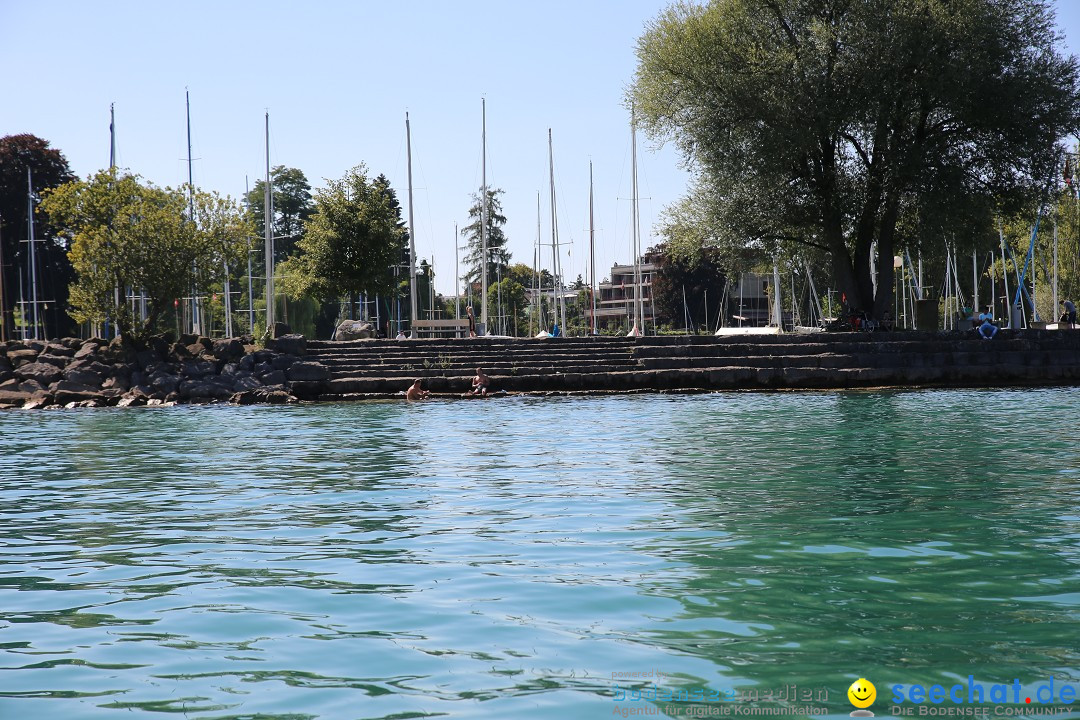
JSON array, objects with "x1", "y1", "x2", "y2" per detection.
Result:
[
  {"x1": 245, "y1": 176, "x2": 254, "y2": 334},
  {"x1": 1053, "y1": 220, "x2": 1059, "y2": 315},
  {"x1": 406, "y1": 112, "x2": 418, "y2": 338},
  {"x1": 454, "y1": 223, "x2": 460, "y2": 321},
  {"x1": 264, "y1": 112, "x2": 274, "y2": 332},
  {"x1": 480, "y1": 98, "x2": 488, "y2": 332},
  {"x1": 589, "y1": 161, "x2": 596, "y2": 335},
  {"x1": 630, "y1": 109, "x2": 643, "y2": 335},
  {"x1": 536, "y1": 192, "x2": 542, "y2": 331},
  {"x1": 27, "y1": 169, "x2": 39, "y2": 340},
  {"x1": 186, "y1": 90, "x2": 201, "y2": 336},
  {"x1": 109, "y1": 103, "x2": 116, "y2": 170},
  {"x1": 0, "y1": 218, "x2": 6, "y2": 342},
  {"x1": 548, "y1": 129, "x2": 564, "y2": 332},
  {"x1": 772, "y1": 262, "x2": 782, "y2": 328}
]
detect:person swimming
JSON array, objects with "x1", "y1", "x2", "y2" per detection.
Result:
[{"x1": 406, "y1": 378, "x2": 429, "y2": 401}]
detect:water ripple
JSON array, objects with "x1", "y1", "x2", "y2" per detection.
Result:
[{"x1": 2, "y1": 390, "x2": 1080, "y2": 718}]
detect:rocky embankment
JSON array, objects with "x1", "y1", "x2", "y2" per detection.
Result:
[
  {"x1": 0, "y1": 333, "x2": 329, "y2": 409},
  {"x1": 3, "y1": 330, "x2": 1079, "y2": 409}
]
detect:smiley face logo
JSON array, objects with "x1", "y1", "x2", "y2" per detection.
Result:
[{"x1": 848, "y1": 678, "x2": 876, "y2": 715}]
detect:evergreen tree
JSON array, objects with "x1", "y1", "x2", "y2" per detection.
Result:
[{"x1": 460, "y1": 188, "x2": 510, "y2": 290}]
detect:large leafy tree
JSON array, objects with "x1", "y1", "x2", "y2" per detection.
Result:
[
  {"x1": 460, "y1": 188, "x2": 511, "y2": 289},
  {"x1": 650, "y1": 242, "x2": 727, "y2": 330},
  {"x1": 632, "y1": 0, "x2": 1080, "y2": 317},
  {"x1": 41, "y1": 171, "x2": 251, "y2": 344},
  {"x1": 245, "y1": 165, "x2": 314, "y2": 260},
  {"x1": 278, "y1": 166, "x2": 407, "y2": 321},
  {"x1": 0, "y1": 134, "x2": 77, "y2": 338}
]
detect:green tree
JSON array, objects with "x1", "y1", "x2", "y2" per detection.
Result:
[
  {"x1": 245, "y1": 165, "x2": 314, "y2": 260},
  {"x1": 41, "y1": 171, "x2": 252, "y2": 344},
  {"x1": 0, "y1": 134, "x2": 77, "y2": 338},
  {"x1": 278, "y1": 166, "x2": 407, "y2": 320},
  {"x1": 461, "y1": 188, "x2": 511, "y2": 289},
  {"x1": 650, "y1": 242, "x2": 727, "y2": 331},
  {"x1": 632, "y1": 0, "x2": 1080, "y2": 318},
  {"x1": 507, "y1": 261, "x2": 553, "y2": 290},
  {"x1": 488, "y1": 276, "x2": 528, "y2": 336}
]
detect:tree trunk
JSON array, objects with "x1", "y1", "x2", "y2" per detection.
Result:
[{"x1": 872, "y1": 195, "x2": 901, "y2": 321}]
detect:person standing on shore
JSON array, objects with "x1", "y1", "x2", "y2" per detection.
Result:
[
  {"x1": 466, "y1": 306, "x2": 477, "y2": 338},
  {"x1": 1062, "y1": 300, "x2": 1076, "y2": 329}
]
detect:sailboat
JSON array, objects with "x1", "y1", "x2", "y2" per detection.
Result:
[{"x1": 715, "y1": 267, "x2": 783, "y2": 336}]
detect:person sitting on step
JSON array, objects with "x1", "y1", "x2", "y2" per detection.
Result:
[{"x1": 469, "y1": 367, "x2": 491, "y2": 396}]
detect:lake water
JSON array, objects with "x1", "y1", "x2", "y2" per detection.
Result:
[{"x1": 2, "y1": 390, "x2": 1080, "y2": 719}]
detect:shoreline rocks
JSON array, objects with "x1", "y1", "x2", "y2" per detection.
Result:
[{"x1": 0, "y1": 333, "x2": 326, "y2": 410}]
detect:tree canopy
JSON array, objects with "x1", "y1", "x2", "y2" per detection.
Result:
[
  {"x1": 41, "y1": 171, "x2": 251, "y2": 344},
  {"x1": 0, "y1": 134, "x2": 77, "y2": 338},
  {"x1": 460, "y1": 188, "x2": 511, "y2": 290},
  {"x1": 245, "y1": 165, "x2": 314, "y2": 260},
  {"x1": 278, "y1": 166, "x2": 407, "y2": 318},
  {"x1": 632, "y1": 0, "x2": 1080, "y2": 317}
]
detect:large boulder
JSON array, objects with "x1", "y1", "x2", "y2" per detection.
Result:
[
  {"x1": 102, "y1": 375, "x2": 131, "y2": 392},
  {"x1": 287, "y1": 361, "x2": 329, "y2": 382},
  {"x1": 0, "y1": 389, "x2": 31, "y2": 407},
  {"x1": 271, "y1": 354, "x2": 297, "y2": 370},
  {"x1": 149, "y1": 373, "x2": 180, "y2": 396},
  {"x1": 7, "y1": 348, "x2": 39, "y2": 367},
  {"x1": 333, "y1": 320, "x2": 375, "y2": 341},
  {"x1": 232, "y1": 375, "x2": 263, "y2": 391},
  {"x1": 212, "y1": 338, "x2": 244, "y2": 361},
  {"x1": 62, "y1": 363, "x2": 109, "y2": 387},
  {"x1": 181, "y1": 360, "x2": 217, "y2": 378},
  {"x1": 53, "y1": 382, "x2": 110, "y2": 406},
  {"x1": 178, "y1": 377, "x2": 234, "y2": 400},
  {"x1": 44, "y1": 342, "x2": 75, "y2": 358},
  {"x1": 259, "y1": 369, "x2": 287, "y2": 387},
  {"x1": 72, "y1": 342, "x2": 101, "y2": 360},
  {"x1": 15, "y1": 362, "x2": 63, "y2": 385},
  {"x1": 265, "y1": 333, "x2": 306, "y2": 356},
  {"x1": 35, "y1": 353, "x2": 71, "y2": 369}
]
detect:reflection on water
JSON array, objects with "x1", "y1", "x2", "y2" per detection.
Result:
[{"x1": 1, "y1": 390, "x2": 1080, "y2": 719}]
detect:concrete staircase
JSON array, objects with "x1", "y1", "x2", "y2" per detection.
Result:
[{"x1": 305, "y1": 331, "x2": 1080, "y2": 399}]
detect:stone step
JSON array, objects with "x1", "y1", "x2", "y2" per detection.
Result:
[
  {"x1": 630, "y1": 339, "x2": 1065, "y2": 358},
  {"x1": 638, "y1": 349, "x2": 1077, "y2": 370},
  {"x1": 309, "y1": 351, "x2": 636, "y2": 367},
  {"x1": 308, "y1": 342, "x2": 636, "y2": 355},
  {"x1": 319, "y1": 361, "x2": 1080, "y2": 397},
  {"x1": 307, "y1": 337, "x2": 638, "y2": 351},
  {"x1": 326, "y1": 362, "x2": 643, "y2": 380}
]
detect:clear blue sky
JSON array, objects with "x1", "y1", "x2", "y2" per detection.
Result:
[{"x1": 3, "y1": 1, "x2": 1079, "y2": 295}]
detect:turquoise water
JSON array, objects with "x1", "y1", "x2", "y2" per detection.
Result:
[{"x1": 2, "y1": 390, "x2": 1080, "y2": 719}]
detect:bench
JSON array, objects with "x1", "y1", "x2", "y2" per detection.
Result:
[{"x1": 412, "y1": 319, "x2": 472, "y2": 338}]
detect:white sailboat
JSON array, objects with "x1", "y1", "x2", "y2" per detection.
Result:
[{"x1": 715, "y1": 269, "x2": 782, "y2": 336}]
